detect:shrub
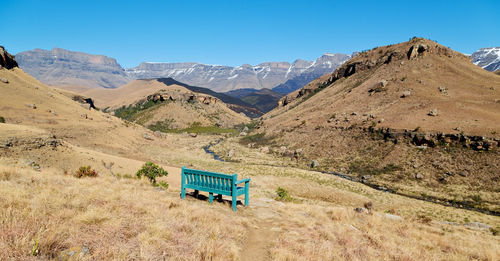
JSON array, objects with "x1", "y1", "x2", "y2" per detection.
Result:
[
  {"x1": 275, "y1": 187, "x2": 292, "y2": 202},
  {"x1": 491, "y1": 227, "x2": 499, "y2": 236},
  {"x1": 136, "y1": 162, "x2": 168, "y2": 185},
  {"x1": 157, "y1": 180, "x2": 169, "y2": 189},
  {"x1": 363, "y1": 201, "x2": 373, "y2": 213},
  {"x1": 75, "y1": 166, "x2": 98, "y2": 178},
  {"x1": 0, "y1": 116, "x2": 5, "y2": 123}
]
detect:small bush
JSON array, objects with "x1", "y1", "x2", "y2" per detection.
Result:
[
  {"x1": 136, "y1": 162, "x2": 168, "y2": 185},
  {"x1": 74, "y1": 166, "x2": 98, "y2": 178},
  {"x1": 363, "y1": 201, "x2": 373, "y2": 213},
  {"x1": 276, "y1": 187, "x2": 292, "y2": 202},
  {"x1": 0, "y1": 116, "x2": 5, "y2": 123},
  {"x1": 156, "y1": 180, "x2": 169, "y2": 189},
  {"x1": 491, "y1": 227, "x2": 499, "y2": 236}
]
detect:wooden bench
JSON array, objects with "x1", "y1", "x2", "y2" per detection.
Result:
[{"x1": 180, "y1": 166, "x2": 250, "y2": 211}]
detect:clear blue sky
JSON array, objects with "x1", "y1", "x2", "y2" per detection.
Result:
[{"x1": 1, "y1": 0, "x2": 499, "y2": 67}]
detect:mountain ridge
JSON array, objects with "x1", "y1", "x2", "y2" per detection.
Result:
[
  {"x1": 16, "y1": 47, "x2": 349, "y2": 93},
  {"x1": 471, "y1": 47, "x2": 500, "y2": 72}
]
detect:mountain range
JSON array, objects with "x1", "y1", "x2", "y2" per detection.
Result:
[
  {"x1": 16, "y1": 47, "x2": 349, "y2": 93},
  {"x1": 126, "y1": 53, "x2": 350, "y2": 92}
]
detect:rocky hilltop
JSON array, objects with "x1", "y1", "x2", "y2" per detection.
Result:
[
  {"x1": 0, "y1": 46, "x2": 18, "y2": 69},
  {"x1": 472, "y1": 47, "x2": 500, "y2": 72},
  {"x1": 16, "y1": 47, "x2": 130, "y2": 88},
  {"x1": 260, "y1": 38, "x2": 500, "y2": 213}
]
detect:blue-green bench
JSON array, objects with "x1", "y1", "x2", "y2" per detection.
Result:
[{"x1": 180, "y1": 167, "x2": 250, "y2": 211}]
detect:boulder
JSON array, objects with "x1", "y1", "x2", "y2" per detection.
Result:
[
  {"x1": 310, "y1": 160, "x2": 319, "y2": 168},
  {"x1": 438, "y1": 86, "x2": 448, "y2": 94},
  {"x1": 354, "y1": 207, "x2": 367, "y2": 213},
  {"x1": 143, "y1": 133, "x2": 153, "y2": 140},
  {"x1": 283, "y1": 150, "x2": 294, "y2": 158},
  {"x1": 401, "y1": 90, "x2": 411, "y2": 98},
  {"x1": 463, "y1": 222, "x2": 491, "y2": 230},
  {"x1": 0, "y1": 78, "x2": 8, "y2": 83},
  {"x1": 428, "y1": 109, "x2": 438, "y2": 116},
  {"x1": 239, "y1": 132, "x2": 247, "y2": 136},
  {"x1": 369, "y1": 80, "x2": 388, "y2": 93},
  {"x1": 243, "y1": 126, "x2": 249, "y2": 132},
  {"x1": 384, "y1": 213, "x2": 403, "y2": 221},
  {"x1": 361, "y1": 175, "x2": 373, "y2": 181},
  {"x1": 260, "y1": 146, "x2": 270, "y2": 154},
  {"x1": 228, "y1": 149, "x2": 235, "y2": 158},
  {"x1": 153, "y1": 131, "x2": 164, "y2": 138},
  {"x1": 26, "y1": 104, "x2": 37, "y2": 109},
  {"x1": 415, "y1": 173, "x2": 424, "y2": 179},
  {"x1": 189, "y1": 133, "x2": 197, "y2": 138}
]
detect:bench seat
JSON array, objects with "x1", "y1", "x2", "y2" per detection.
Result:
[{"x1": 180, "y1": 167, "x2": 250, "y2": 211}]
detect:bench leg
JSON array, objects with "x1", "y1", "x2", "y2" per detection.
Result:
[
  {"x1": 232, "y1": 193, "x2": 237, "y2": 212},
  {"x1": 209, "y1": 193, "x2": 213, "y2": 203},
  {"x1": 217, "y1": 194, "x2": 222, "y2": 201},
  {"x1": 245, "y1": 182, "x2": 249, "y2": 206},
  {"x1": 181, "y1": 185, "x2": 186, "y2": 199},
  {"x1": 194, "y1": 190, "x2": 199, "y2": 198}
]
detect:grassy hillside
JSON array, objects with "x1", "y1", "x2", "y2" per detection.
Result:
[
  {"x1": 0, "y1": 47, "x2": 498, "y2": 260},
  {"x1": 260, "y1": 38, "x2": 500, "y2": 213}
]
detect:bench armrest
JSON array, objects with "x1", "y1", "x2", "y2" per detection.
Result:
[{"x1": 235, "y1": 178, "x2": 251, "y2": 185}]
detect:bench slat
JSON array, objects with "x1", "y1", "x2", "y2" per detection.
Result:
[{"x1": 184, "y1": 184, "x2": 232, "y2": 196}]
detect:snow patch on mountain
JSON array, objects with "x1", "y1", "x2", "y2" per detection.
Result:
[{"x1": 472, "y1": 47, "x2": 500, "y2": 71}]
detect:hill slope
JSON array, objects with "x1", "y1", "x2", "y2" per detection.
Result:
[
  {"x1": 238, "y1": 88, "x2": 284, "y2": 113},
  {"x1": 261, "y1": 38, "x2": 500, "y2": 213},
  {"x1": 73, "y1": 78, "x2": 250, "y2": 129}
]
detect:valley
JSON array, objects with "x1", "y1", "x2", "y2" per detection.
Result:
[{"x1": 1, "y1": 34, "x2": 499, "y2": 261}]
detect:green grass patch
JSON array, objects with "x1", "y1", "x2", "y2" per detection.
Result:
[
  {"x1": 349, "y1": 160, "x2": 402, "y2": 177},
  {"x1": 114, "y1": 100, "x2": 159, "y2": 121},
  {"x1": 239, "y1": 132, "x2": 275, "y2": 146},
  {"x1": 149, "y1": 121, "x2": 236, "y2": 135}
]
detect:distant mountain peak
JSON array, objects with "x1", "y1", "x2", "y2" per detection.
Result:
[{"x1": 472, "y1": 47, "x2": 500, "y2": 72}]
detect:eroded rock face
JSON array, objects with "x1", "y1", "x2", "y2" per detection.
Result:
[
  {"x1": 72, "y1": 95, "x2": 97, "y2": 110},
  {"x1": 407, "y1": 44, "x2": 429, "y2": 60},
  {"x1": 0, "y1": 46, "x2": 18, "y2": 69},
  {"x1": 145, "y1": 91, "x2": 218, "y2": 105}
]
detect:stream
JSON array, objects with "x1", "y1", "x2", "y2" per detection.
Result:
[{"x1": 202, "y1": 139, "x2": 499, "y2": 217}]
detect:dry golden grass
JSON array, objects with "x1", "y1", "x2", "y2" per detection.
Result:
[
  {"x1": 0, "y1": 65, "x2": 499, "y2": 260},
  {"x1": 0, "y1": 164, "x2": 247, "y2": 260}
]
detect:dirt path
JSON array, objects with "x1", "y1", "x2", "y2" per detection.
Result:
[{"x1": 240, "y1": 198, "x2": 283, "y2": 261}]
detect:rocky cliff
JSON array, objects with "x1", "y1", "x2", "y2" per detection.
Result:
[
  {"x1": 0, "y1": 46, "x2": 18, "y2": 69},
  {"x1": 16, "y1": 47, "x2": 130, "y2": 88}
]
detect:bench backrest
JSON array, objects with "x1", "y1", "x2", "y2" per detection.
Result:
[{"x1": 182, "y1": 167, "x2": 235, "y2": 193}]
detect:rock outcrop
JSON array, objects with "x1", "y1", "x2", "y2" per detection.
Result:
[{"x1": 0, "y1": 46, "x2": 18, "y2": 69}]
